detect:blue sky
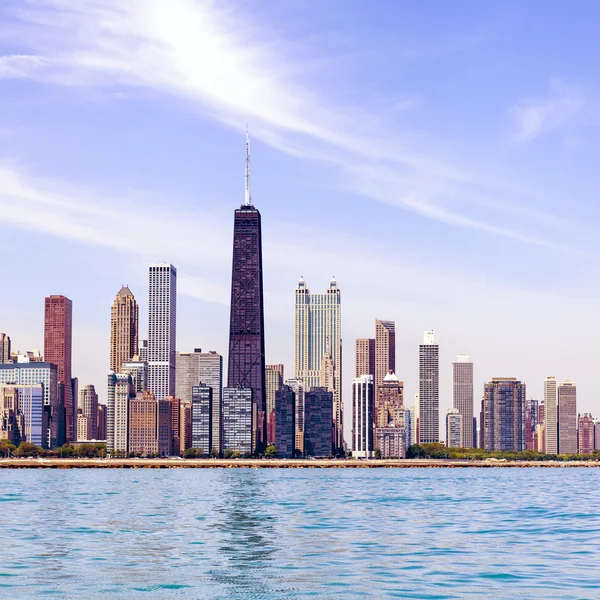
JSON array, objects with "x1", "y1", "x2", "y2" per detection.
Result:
[{"x1": 2, "y1": 0, "x2": 600, "y2": 437}]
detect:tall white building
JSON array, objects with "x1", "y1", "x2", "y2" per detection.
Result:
[
  {"x1": 294, "y1": 277, "x2": 342, "y2": 448},
  {"x1": 418, "y1": 330, "x2": 439, "y2": 444},
  {"x1": 452, "y1": 354, "x2": 473, "y2": 448},
  {"x1": 352, "y1": 374, "x2": 374, "y2": 458},
  {"x1": 446, "y1": 408, "x2": 463, "y2": 448},
  {"x1": 148, "y1": 263, "x2": 177, "y2": 400},
  {"x1": 78, "y1": 384, "x2": 99, "y2": 440},
  {"x1": 543, "y1": 376, "x2": 558, "y2": 454}
]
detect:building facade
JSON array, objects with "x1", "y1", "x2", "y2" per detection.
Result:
[
  {"x1": 557, "y1": 379, "x2": 577, "y2": 454},
  {"x1": 78, "y1": 384, "x2": 98, "y2": 440},
  {"x1": 274, "y1": 385, "x2": 295, "y2": 458},
  {"x1": 375, "y1": 371, "x2": 404, "y2": 430},
  {"x1": 121, "y1": 359, "x2": 148, "y2": 394},
  {"x1": 578, "y1": 413, "x2": 594, "y2": 454},
  {"x1": 376, "y1": 427, "x2": 406, "y2": 458},
  {"x1": 107, "y1": 372, "x2": 135, "y2": 453},
  {"x1": 352, "y1": 375, "x2": 374, "y2": 458},
  {"x1": 446, "y1": 408, "x2": 463, "y2": 448},
  {"x1": 355, "y1": 338, "x2": 375, "y2": 379},
  {"x1": 418, "y1": 330, "x2": 439, "y2": 444},
  {"x1": 191, "y1": 384, "x2": 212, "y2": 455},
  {"x1": 543, "y1": 376, "x2": 558, "y2": 454},
  {"x1": 286, "y1": 378, "x2": 306, "y2": 455},
  {"x1": 375, "y1": 320, "x2": 395, "y2": 390},
  {"x1": 525, "y1": 398, "x2": 539, "y2": 450},
  {"x1": 148, "y1": 262, "x2": 177, "y2": 400},
  {"x1": 44, "y1": 295, "x2": 74, "y2": 442},
  {"x1": 0, "y1": 333, "x2": 11, "y2": 364},
  {"x1": 97, "y1": 404, "x2": 107, "y2": 441},
  {"x1": 0, "y1": 362, "x2": 59, "y2": 448},
  {"x1": 266, "y1": 364, "x2": 284, "y2": 445},
  {"x1": 294, "y1": 277, "x2": 342, "y2": 449},
  {"x1": 0, "y1": 384, "x2": 45, "y2": 447},
  {"x1": 304, "y1": 387, "x2": 333, "y2": 457},
  {"x1": 222, "y1": 387, "x2": 253, "y2": 455},
  {"x1": 483, "y1": 378, "x2": 526, "y2": 451},
  {"x1": 452, "y1": 354, "x2": 473, "y2": 448},
  {"x1": 110, "y1": 286, "x2": 139, "y2": 373}
]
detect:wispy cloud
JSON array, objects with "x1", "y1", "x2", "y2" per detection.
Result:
[
  {"x1": 0, "y1": 54, "x2": 47, "y2": 77},
  {"x1": 0, "y1": 0, "x2": 578, "y2": 249},
  {"x1": 511, "y1": 78, "x2": 584, "y2": 142}
]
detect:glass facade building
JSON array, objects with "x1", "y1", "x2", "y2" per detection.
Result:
[
  {"x1": 191, "y1": 384, "x2": 212, "y2": 455},
  {"x1": 222, "y1": 387, "x2": 253, "y2": 455},
  {"x1": 274, "y1": 385, "x2": 295, "y2": 458},
  {"x1": 304, "y1": 387, "x2": 333, "y2": 457}
]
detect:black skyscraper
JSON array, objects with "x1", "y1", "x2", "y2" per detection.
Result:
[{"x1": 227, "y1": 132, "x2": 267, "y2": 451}]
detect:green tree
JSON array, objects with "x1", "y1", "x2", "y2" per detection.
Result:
[
  {"x1": 15, "y1": 441, "x2": 45, "y2": 457},
  {"x1": 0, "y1": 439, "x2": 16, "y2": 457},
  {"x1": 231, "y1": 450, "x2": 241, "y2": 459},
  {"x1": 406, "y1": 444, "x2": 424, "y2": 459},
  {"x1": 265, "y1": 445, "x2": 277, "y2": 458},
  {"x1": 374, "y1": 448, "x2": 382, "y2": 459}
]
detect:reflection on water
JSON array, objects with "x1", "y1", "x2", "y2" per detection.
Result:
[{"x1": 1, "y1": 468, "x2": 600, "y2": 598}]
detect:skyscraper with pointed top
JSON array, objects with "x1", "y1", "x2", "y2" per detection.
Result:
[{"x1": 227, "y1": 131, "x2": 267, "y2": 452}]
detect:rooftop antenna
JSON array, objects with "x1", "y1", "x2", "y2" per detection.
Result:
[{"x1": 245, "y1": 125, "x2": 251, "y2": 206}]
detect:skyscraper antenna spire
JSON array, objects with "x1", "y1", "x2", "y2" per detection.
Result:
[{"x1": 245, "y1": 125, "x2": 251, "y2": 206}]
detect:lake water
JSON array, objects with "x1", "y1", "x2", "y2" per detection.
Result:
[{"x1": 1, "y1": 468, "x2": 599, "y2": 598}]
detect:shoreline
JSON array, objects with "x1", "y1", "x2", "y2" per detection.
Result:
[{"x1": 1, "y1": 458, "x2": 599, "y2": 468}]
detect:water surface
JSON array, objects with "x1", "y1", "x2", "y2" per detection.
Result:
[{"x1": 1, "y1": 468, "x2": 599, "y2": 598}]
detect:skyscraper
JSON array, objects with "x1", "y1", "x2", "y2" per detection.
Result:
[
  {"x1": 557, "y1": 379, "x2": 577, "y2": 454},
  {"x1": 148, "y1": 263, "x2": 177, "y2": 400},
  {"x1": 525, "y1": 398, "x2": 539, "y2": 450},
  {"x1": 107, "y1": 372, "x2": 135, "y2": 454},
  {"x1": 176, "y1": 349, "x2": 223, "y2": 452},
  {"x1": 286, "y1": 378, "x2": 306, "y2": 455},
  {"x1": 355, "y1": 338, "x2": 375, "y2": 379},
  {"x1": 375, "y1": 372, "x2": 404, "y2": 429},
  {"x1": 418, "y1": 330, "x2": 439, "y2": 444},
  {"x1": 0, "y1": 384, "x2": 45, "y2": 447},
  {"x1": 227, "y1": 133, "x2": 266, "y2": 451},
  {"x1": 543, "y1": 376, "x2": 558, "y2": 454},
  {"x1": 304, "y1": 387, "x2": 333, "y2": 457},
  {"x1": 0, "y1": 333, "x2": 11, "y2": 364},
  {"x1": 110, "y1": 286, "x2": 139, "y2": 373},
  {"x1": 274, "y1": 385, "x2": 295, "y2": 458},
  {"x1": 452, "y1": 355, "x2": 473, "y2": 448},
  {"x1": 352, "y1": 374, "x2": 374, "y2": 458},
  {"x1": 191, "y1": 384, "x2": 212, "y2": 455},
  {"x1": 294, "y1": 277, "x2": 342, "y2": 449},
  {"x1": 266, "y1": 364, "x2": 284, "y2": 445},
  {"x1": 78, "y1": 384, "x2": 98, "y2": 440},
  {"x1": 483, "y1": 378, "x2": 526, "y2": 451},
  {"x1": 375, "y1": 320, "x2": 395, "y2": 389},
  {"x1": 222, "y1": 387, "x2": 253, "y2": 455},
  {"x1": 578, "y1": 413, "x2": 594, "y2": 455},
  {"x1": 44, "y1": 295, "x2": 73, "y2": 442},
  {"x1": 122, "y1": 360, "x2": 148, "y2": 394},
  {"x1": 97, "y1": 404, "x2": 107, "y2": 441}
]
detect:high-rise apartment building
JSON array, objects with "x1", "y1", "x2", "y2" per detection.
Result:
[
  {"x1": 97, "y1": 404, "x2": 107, "y2": 441},
  {"x1": 148, "y1": 263, "x2": 177, "y2": 400},
  {"x1": 107, "y1": 372, "x2": 135, "y2": 454},
  {"x1": 352, "y1": 374, "x2": 374, "y2": 458},
  {"x1": 446, "y1": 408, "x2": 463, "y2": 448},
  {"x1": 179, "y1": 401, "x2": 192, "y2": 454},
  {"x1": 274, "y1": 385, "x2": 295, "y2": 458},
  {"x1": 452, "y1": 354, "x2": 473, "y2": 448},
  {"x1": 0, "y1": 333, "x2": 11, "y2": 364},
  {"x1": 418, "y1": 330, "x2": 439, "y2": 444},
  {"x1": 375, "y1": 320, "x2": 395, "y2": 389},
  {"x1": 286, "y1": 378, "x2": 306, "y2": 455},
  {"x1": 0, "y1": 362, "x2": 59, "y2": 448},
  {"x1": 128, "y1": 392, "x2": 171, "y2": 457},
  {"x1": 304, "y1": 387, "x2": 333, "y2": 457},
  {"x1": 557, "y1": 379, "x2": 577, "y2": 454},
  {"x1": 266, "y1": 364, "x2": 284, "y2": 445},
  {"x1": 594, "y1": 420, "x2": 600, "y2": 451},
  {"x1": 138, "y1": 340, "x2": 148, "y2": 362},
  {"x1": 0, "y1": 384, "x2": 45, "y2": 447},
  {"x1": 78, "y1": 384, "x2": 98, "y2": 440},
  {"x1": 543, "y1": 376, "x2": 558, "y2": 454},
  {"x1": 525, "y1": 398, "x2": 539, "y2": 450},
  {"x1": 222, "y1": 387, "x2": 253, "y2": 455},
  {"x1": 295, "y1": 277, "x2": 342, "y2": 449},
  {"x1": 482, "y1": 378, "x2": 526, "y2": 451},
  {"x1": 191, "y1": 384, "x2": 212, "y2": 455},
  {"x1": 176, "y1": 349, "x2": 223, "y2": 452},
  {"x1": 375, "y1": 372, "x2": 404, "y2": 429},
  {"x1": 355, "y1": 338, "x2": 375, "y2": 379},
  {"x1": 44, "y1": 295, "x2": 73, "y2": 442},
  {"x1": 578, "y1": 414, "x2": 594, "y2": 455},
  {"x1": 228, "y1": 135, "x2": 266, "y2": 452},
  {"x1": 169, "y1": 397, "x2": 180, "y2": 456},
  {"x1": 122, "y1": 360, "x2": 148, "y2": 394},
  {"x1": 110, "y1": 286, "x2": 139, "y2": 373}
]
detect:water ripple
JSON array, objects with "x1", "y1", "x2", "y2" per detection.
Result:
[{"x1": 1, "y1": 468, "x2": 600, "y2": 598}]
